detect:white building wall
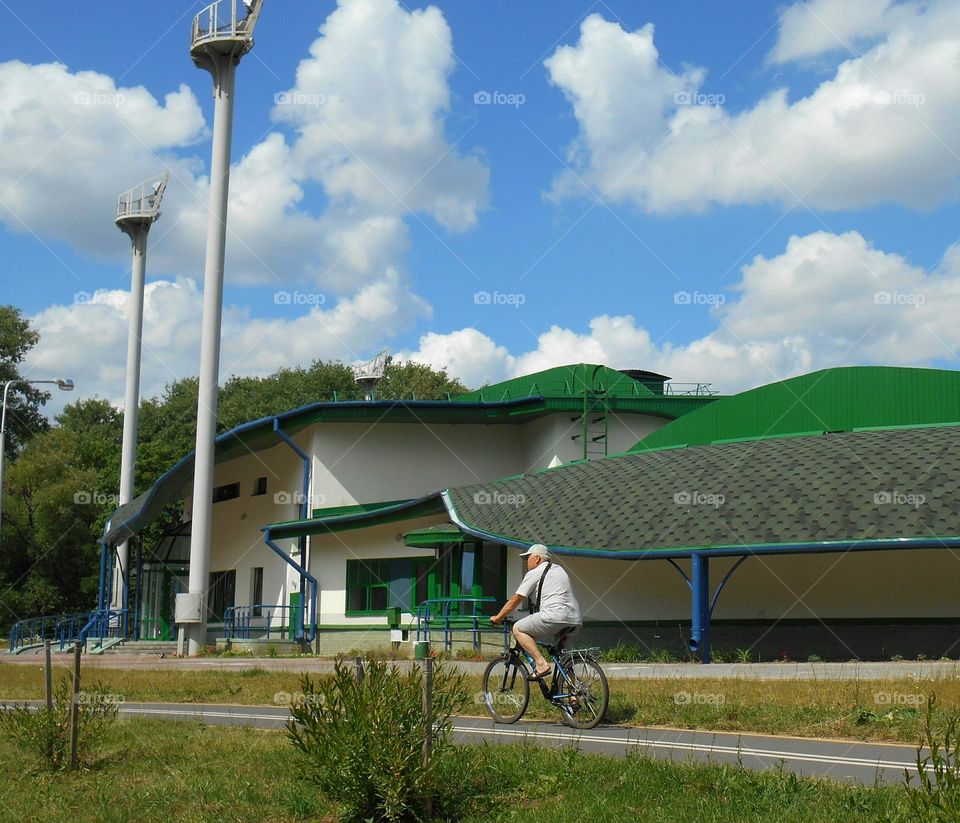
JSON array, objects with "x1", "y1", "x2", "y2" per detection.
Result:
[
  {"x1": 561, "y1": 549, "x2": 960, "y2": 621},
  {"x1": 183, "y1": 439, "x2": 309, "y2": 623}
]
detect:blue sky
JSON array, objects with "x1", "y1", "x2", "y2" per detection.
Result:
[{"x1": 2, "y1": 0, "x2": 959, "y2": 413}]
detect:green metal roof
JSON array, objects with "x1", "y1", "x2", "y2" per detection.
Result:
[
  {"x1": 633, "y1": 366, "x2": 960, "y2": 452},
  {"x1": 455, "y1": 364, "x2": 658, "y2": 402},
  {"x1": 443, "y1": 425, "x2": 960, "y2": 557},
  {"x1": 266, "y1": 495, "x2": 446, "y2": 540}
]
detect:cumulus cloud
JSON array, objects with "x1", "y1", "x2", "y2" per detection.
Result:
[
  {"x1": 0, "y1": 0, "x2": 487, "y2": 291},
  {"x1": 26, "y1": 273, "x2": 431, "y2": 414},
  {"x1": 769, "y1": 0, "x2": 915, "y2": 64},
  {"x1": 544, "y1": 1, "x2": 960, "y2": 212},
  {"x1": 399, "y1": 231, "x2": 960, "y2": 394}
]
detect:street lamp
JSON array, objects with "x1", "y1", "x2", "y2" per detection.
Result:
[
  {"x1": 180, "y1": 0, "x2": 264, "y2": 657},
  {"x1": 0, "y1": 378, "x2": 74, "y2": 545}
]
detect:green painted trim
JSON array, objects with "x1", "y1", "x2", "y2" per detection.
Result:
[
  {"x1": 853, "y1": 421, "x2": 960, "y2": 433},
  {"x1": 266, "y1": 495, "x2": 445, "y2": 539},
  {"x1": 310, "y1": 499, "x2": 411, "y2": 520},
  {"x1": 711, "y1": 430, "x2": 825, "y2": 444}
]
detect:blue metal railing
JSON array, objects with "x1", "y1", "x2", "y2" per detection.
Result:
[
  {"x1": 224, "y1": 605, "x2": 299, "y2": 640},
  {"x1": 78, "y1": 608, "x2": 129, "y2": 650},
  {"x1": 9, "y1": 611, "x2": 92, "y2": 654},
  {"x1": 414, "y1": 597, "x2": 509, "y2": 652}
]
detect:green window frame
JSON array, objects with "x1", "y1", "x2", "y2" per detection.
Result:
[{"x1": 345, "y1": 559, "x2": 391, "y2": 615}]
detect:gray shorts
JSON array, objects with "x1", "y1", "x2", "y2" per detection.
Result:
[{"x1": 514, "y1": 613, "x2": 579, "y2": 641}]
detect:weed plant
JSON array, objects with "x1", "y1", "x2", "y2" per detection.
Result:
[{"x1": 286, "y1": 657, "x2": 469, "y2": 822}]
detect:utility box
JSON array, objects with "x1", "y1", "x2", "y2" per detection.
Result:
[
  {"x1": 174, "y1": 592, "x2": 203, "y2": 623},
  {"x1": 386, "y1": 607, "x2": 402, "y2": 628}
]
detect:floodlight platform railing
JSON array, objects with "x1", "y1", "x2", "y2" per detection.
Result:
[
  {"x1": 192, "y1": 0, "x2": 262, "y2": 49},
  {"x1": 116, "y1": 173, "x2": 169, "y2": 223}
]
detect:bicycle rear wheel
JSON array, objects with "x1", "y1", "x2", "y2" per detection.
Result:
[
  {"x1": 481, "y1": 655, "x2": 530, "y2": 724},
  {"x1": 557, "y1": 656, "x2": 608, "y2": 729}
]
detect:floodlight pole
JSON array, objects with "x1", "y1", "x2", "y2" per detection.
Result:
[
  {"x1": 181, "y1": 0, "x2": 263, "y2": 656},
  {"x1": 113, "y1": 174, "x2": 168, "y2": 614}
]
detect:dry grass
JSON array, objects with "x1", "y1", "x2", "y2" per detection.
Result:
[{"x1": 2, "y1": 660, "x2": 958, "y2": 743}]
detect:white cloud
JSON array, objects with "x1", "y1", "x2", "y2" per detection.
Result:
[
  {"x1": 26, "y1": 272, "x2": 430, "y2": 414},
  {"x1": 0, "y1": 0, "x2": 487, "y2": 292},
  {"x1": 544, "y1": 2, "x2": 960, "y2": 212},
  {"x1": 275, "y1": 0, "x2": 489, "y2": 232},
  {"x1": 769, "y1": 0, "x2": 913, "y2": 64},
  {"x1": 399, "y1": 230, "x2": 960, "y2": 394}
]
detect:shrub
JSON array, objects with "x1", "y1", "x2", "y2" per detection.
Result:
[
  {"x1": 0, "y1": 677, "x2": 119, "y2": 771},
  {"x1": 905, "y1": 695, "x2": 960, "y2": 822},
  {"x1": 286, "y1": 657, "x2": 469, "y2": 822},
  {"x1": 734, "y1": 648, "x2": 753, "y2": 664}
]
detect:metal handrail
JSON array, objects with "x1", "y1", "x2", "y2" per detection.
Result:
[
  {"x1": 116, "y1": 173, "x2": 168, "y2": 221},
  {"x1": 192, "y1": 0, "x2": 257, "y2": 46},
  {"x1": 414, "y1": 597, "x2": 508, "y2": 652},
  {"x1": 8, "y1": 611, "x2": 91, "y2": 654},
  {"x1": 79, "y1": 608, "x2": 129, "y2": 649},
  {"x1": 223, "y1": 604, "x2": 298, "y2": 640}
]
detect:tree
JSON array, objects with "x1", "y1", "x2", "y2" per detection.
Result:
[
  {"x1": 0, "y1": 305, "x2": 48, "y2": 459},
  {"x1": 376, "y1": 360, "x2": 468, "y2": 400}
]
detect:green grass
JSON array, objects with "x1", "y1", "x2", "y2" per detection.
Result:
[
  {"x1": 3, "y1": 661, "x2": 959, "y2": 744},
  {"x1": 0, "y1": 717, "x2": 912, "y2": 823}
]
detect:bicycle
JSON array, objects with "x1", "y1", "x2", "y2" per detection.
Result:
[{"x1": 481, "y1": 624, "x2": 609, "y2": 729}]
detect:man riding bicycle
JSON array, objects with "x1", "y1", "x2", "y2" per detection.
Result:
[{"x1": 490, "y1": 543, "x2": 582, "y2": 680}]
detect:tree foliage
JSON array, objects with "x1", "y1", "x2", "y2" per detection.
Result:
[
  {"x1": 0, "y1": 349, "x2": 470, "y2": 627},
  {"x1": 0, "y1": 305, "x2": 48, "y2": 458}
]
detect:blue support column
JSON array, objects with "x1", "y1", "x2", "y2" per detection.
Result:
[
  {"x1": 689, "y1": 553, "x2": 711, "y2": 664},
  {"x1": 97, "y1": 541, "x2": 108, "y2": 610}
]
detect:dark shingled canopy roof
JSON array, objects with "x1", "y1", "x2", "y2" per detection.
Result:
[{"x1": 443, "y1": 425, "x2": 960, "y2": 557}]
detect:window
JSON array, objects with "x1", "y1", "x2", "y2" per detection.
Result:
[
  {"x1": 250, "y1": 567, "x2": 264, "y2": 617},
  {"x1": 207, "y1": 570, "x2": 236, "y2": 622},
  {"x1": 252, "y1": 476, "x2": 267, "y2": 496},
  {"x1": 345, "y1": 547, "x2": 505, "y2": 616},
  {"x1": 213, "y1": 482, "x2": 240, "y2": 503}
]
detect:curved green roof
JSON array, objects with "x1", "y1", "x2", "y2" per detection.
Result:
[
  {"x1": 632, "y1": 366, "x2": 960, "y2": 452},
  {"x1": 455, "y1": 364, "x2": 658, "y2": 402}
]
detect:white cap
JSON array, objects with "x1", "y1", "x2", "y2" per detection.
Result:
[{"x1": 519, "y1": 543, "x2": 550, "y2": 558}]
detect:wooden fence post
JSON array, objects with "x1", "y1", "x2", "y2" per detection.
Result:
[
  {"x1": 69, "y1": 641, "x2": 81, "y2": 769},
  {"x1": 422, "y1": 655, "x2": 434, "y2": 816},
  {"x1": 44, "y1": 639, "x2": 53, "y2": 710}
]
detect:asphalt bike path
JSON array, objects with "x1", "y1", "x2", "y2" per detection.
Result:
[{"x1": 106, "y1": 700, "x2": 928, "y2": 787}]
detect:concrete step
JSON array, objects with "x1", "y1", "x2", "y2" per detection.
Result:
[{"x1": 96, "y1": 641, "x2": 178, "y2": 655}]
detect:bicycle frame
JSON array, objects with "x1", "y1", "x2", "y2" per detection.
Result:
[{"x1": 503, "y1": 639, "x2": 580, "y2": 706}]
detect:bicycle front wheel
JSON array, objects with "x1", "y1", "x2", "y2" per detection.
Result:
[
  {"x1": 558, "y1": 656, "x2": 608, "y2": 729},
  {"x1": 481, "y1": 656, "x2": 530, "y2": 724}
]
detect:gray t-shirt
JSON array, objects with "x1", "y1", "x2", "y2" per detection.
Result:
[{"x1": 515, "y1": 562, "x2": 582, "y2": 625}]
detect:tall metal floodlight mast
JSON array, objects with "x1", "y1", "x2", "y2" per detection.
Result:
[
  {"x1": 113, "y1": 173, "x2": 168, "y2": 611},
  {"x1": 179, "y1": 0, "x2": 263, "y2": 656}
]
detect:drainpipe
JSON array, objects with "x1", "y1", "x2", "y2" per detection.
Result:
[
  {"x1": 264, "y1": 530, "x2": 318, "y2": 642},
  {"x1": 272, "y1": 419, "x2": 311, "y2": 640},
  {"x1": 97, "y1": 541, "x2": 107, "y2": 611}
]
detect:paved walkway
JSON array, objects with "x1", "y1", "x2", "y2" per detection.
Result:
[
  {"x1": 5, "y1": 653, "x2": 959, "y2": 680},
  {"x1": 108, "y1": 700, "x2": 928, "y2": 786}
]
